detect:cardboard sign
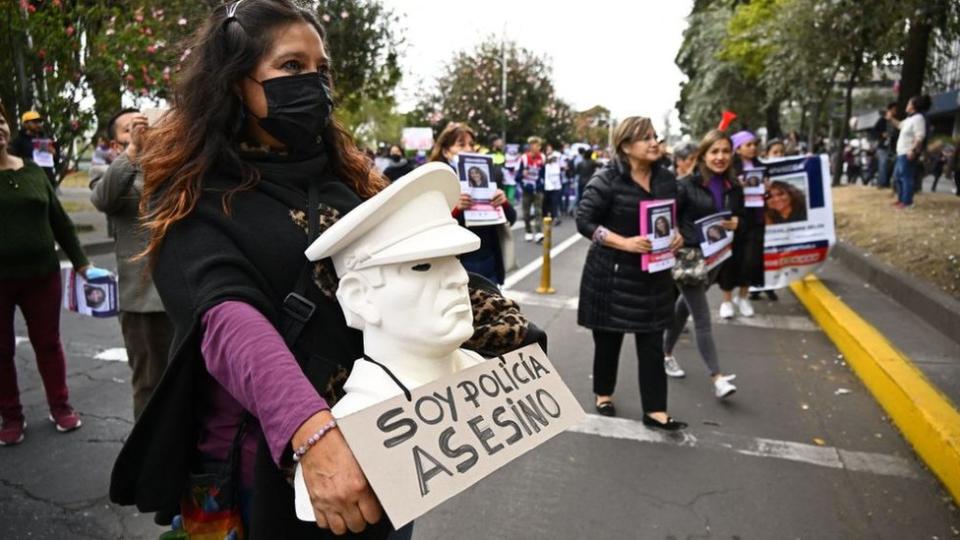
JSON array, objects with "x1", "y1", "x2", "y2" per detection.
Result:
[{"x1": 336, "y1": 344, "x2": 584, "y2": 528}]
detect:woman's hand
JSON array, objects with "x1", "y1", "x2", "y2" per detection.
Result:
[
  {"x1": 619, "y1": 235, "x2": 653, "y2": 254},
  {"x1": 490, "y1": 189, "x2": 507, "y2": 207},
  {"x1": 721, "y1": 216, "x2": 739, "y2": 231},
  {"x1": 458, "y1": 193, "x2": 473, "y2": 210},
  {"x1": 295, "y1": 411, "x2": 382, "y2": 534},
  {"x1": 669, "y1": 232, "x2": 684, "y2": 252}
]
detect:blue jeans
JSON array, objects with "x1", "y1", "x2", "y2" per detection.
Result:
[
  {"x1": 894, "y1": 155, "x2": 916, "y2": 205},
  {"x1": 876, "y1": 148, "x2": 890, "y2": 187}
]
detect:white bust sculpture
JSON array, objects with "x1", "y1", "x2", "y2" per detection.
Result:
[{"x1": 294, "y1": 163, "x2": 485, "y2": 521}]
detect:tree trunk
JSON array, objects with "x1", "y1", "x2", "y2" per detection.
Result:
[
  {"x1": 834, "y1": 54, "x2": 863, "y2": 185},
  {"x1": 897, "y1": 3, "x2": 942, "y2": 112},
  {"x1": 798, "y1": 102, "x2": 808, "y2": 139},
  {"x1": 765, "y1": 99, "x2": 782, "y2": 139}
]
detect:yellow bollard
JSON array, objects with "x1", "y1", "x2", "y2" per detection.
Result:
[{"x1": 536, "y1": 216, "x2": 556, "y2": 294}]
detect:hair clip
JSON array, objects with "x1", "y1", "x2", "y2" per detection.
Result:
[{"x1": 225, "y1": 0, "x2": 246, "y2": 21}]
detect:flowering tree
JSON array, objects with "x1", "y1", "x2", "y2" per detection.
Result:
[
  {"x1": 409, "y1": 37, "x2": 575, "y2": 146},
  {"x1": 0, "y1": 0, "x2": 213, "y2": 178}
]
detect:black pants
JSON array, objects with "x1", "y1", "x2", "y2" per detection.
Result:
[{"x1": 591, "y1": 329, "x2": 667, "y2": 413}]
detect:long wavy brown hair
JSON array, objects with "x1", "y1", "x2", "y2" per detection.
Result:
[
  {"x1": 138, "y1": 0, "x2": 383, "y2": 260},
  {"x1": 696, "y1": 129, "x2": 737, "y2": 185},
  {"x1": 428, "y1": 122, "x2": 476, "y2": 163}
]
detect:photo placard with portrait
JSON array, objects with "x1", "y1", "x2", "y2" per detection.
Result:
[
  {"x1": 639, "y1": 199, "x2": 677, "y2": 273},
  {"x1": 695, "y1": 211, "x2": 734, "y2": 270},
  {"x1": 742, "y1": 168, "x2": 766, "y2": 208},
  {"x1": 61, "y1": 268, "x2": 119, "y2": 318},
  {"x1": 456, "y1": 153, "x2": 506, "y2": 227}
]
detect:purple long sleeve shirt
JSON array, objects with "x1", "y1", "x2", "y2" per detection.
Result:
[{"x1": 200, "y1": 301, "x2": 329, "y2": 485}]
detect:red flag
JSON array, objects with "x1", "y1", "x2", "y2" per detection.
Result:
[{"x1": 718, "y1": 110, "x2": 737, "y2": 131}]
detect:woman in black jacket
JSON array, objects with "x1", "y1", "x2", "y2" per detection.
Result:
[
  {"x1": 663, "y1": 129, "x2": 741, "y2": 400},
  {"x1": 576, "y1": 116, "x2": 685, "y2": 430}
]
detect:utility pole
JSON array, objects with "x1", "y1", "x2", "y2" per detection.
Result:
[{"x1": 501, "y1": 23, "x2": 507, "y2": 143}]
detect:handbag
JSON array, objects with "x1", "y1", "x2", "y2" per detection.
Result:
[
  {"x1": 498, "y1": 221, "x2": 516, "y2": 273},
  {"x1": 671, "y1": 246, "x2": 708, "y2": 286}
]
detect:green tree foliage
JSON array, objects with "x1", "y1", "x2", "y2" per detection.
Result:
[
  {"x1": 0, "y1": 0, "x2": 213, "y2": 178},
  {"x1": 675, "y1": 4, "x2": 766, "y2": 136},
  {"x1": 309, "y1": 0, "x2": 404, "y2": 121},
  {"x1": 409, "y1": 38, "x2": 575, "y2": 146}
]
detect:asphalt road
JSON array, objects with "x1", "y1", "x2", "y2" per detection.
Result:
[{"x1": 3, "y1": 215, "x2": 959, "y2": 539}]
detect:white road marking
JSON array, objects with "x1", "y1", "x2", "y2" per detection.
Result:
[
  {"x1": 94, "y1": 348, "x2": 128, "y2": 362},
  {"x1": 15, "y1": 337, "x2": 29, "y2": 348},
  {"x1": 502, "y1": 233, "x2": 582, "y2": 290},
  {"x1": 506, "y1": 292, "x2": 818, "y2": 332},
  {"x1": 568, "y1": 414, "x2": 918, "y2": 479}
]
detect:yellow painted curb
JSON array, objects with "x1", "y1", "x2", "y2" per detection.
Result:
[{"x1": 790, "y1": 275, "x2": 960, "y2": 502}]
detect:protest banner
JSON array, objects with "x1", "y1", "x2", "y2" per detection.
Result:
[
  {"x1": 758, "y1": 155, "x2": 835, "y2": 289},
  {"x1": 456, "y1": 153, "x2": 506, "y2": 227},
  {"x1": 401, "y1": 127, "x2": 435, "y2": 151},
  {"x1": 639, "y1": 199, "x2": 676, "y2": 273},
  {"x1": 696, "y1": 211, "x2": 733, "y2": 271},
  {"x1": 336, "y1": 344, "x2": 585, "y2": 528},
  {"x1": 742, "y1": 168, "x2": 766, "y2": 208},
  {"x1": 61, "y1": 268, "x2": 119, "y2": 318}
]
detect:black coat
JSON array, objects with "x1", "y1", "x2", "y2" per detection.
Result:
[
  {"x1": 576, "y1": 159, "x2": 678, "y2": 333},
  {"x1": 676, "y1": 171, "x2": 744, "y2": 247}
]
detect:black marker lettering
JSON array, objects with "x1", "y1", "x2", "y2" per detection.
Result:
[
  {"x1": 467, "y1": 415, "x2": 504, "y2": 455},
  {"x1": 439, "y1": 427, "x2": 478, "y2": 473},
  {"x1": 377, "y1": 407, "x2": 417, "y2": 448},
  {"x1": 413, "y1": 445, "x2": 453, "y2": 497},
  {"x1": 492, "y1": 406, "x2": 524, "y2": 444}
]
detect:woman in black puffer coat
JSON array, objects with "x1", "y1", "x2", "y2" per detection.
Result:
[{"x1": 576, "y1": 116, "x2": 686, "y2": 431}]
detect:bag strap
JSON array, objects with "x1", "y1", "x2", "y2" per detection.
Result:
[{"x1": 279, "y1": 180, "x2": 320, "y2": 348}]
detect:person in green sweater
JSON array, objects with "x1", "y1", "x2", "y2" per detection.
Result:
[{"x1": 0, "y1": 101, "x2": 93, "y2": 446}]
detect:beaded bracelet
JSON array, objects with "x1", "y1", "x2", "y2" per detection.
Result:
[{"x1": 292, "y1": 419, "x2": 338, "y2": 463}]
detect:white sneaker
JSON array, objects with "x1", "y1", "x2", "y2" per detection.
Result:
[
  {"x1": 735, "y1": 297, "x2": 754, "y2": 317},
  {"x1": 719, "y1": 301, "x2": 735, "y2": 319},
  {"x1": 664, "y1": 356, "x2": 685, "y2": 378},
  {"x1": 713, "y1": 374, "x2": 737, "y2": 399},
  {"x1": 524, "y1": 233, "x2": 534, "y2": 242},
  {"x1": 534, "y1": 232, "x2": 544, "y2": 243}
]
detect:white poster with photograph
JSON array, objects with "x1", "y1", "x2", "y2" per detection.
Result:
[
  {"x1": 61, "y1": 268, "x2": 119, "y2": 318},
  {"x1": 456, "y1": 153, "x2": 506, "y2": 227},
  {"x1": 640, "y1": 200, "x2": 676, "y2": 273},
  {"x1": 757, "y1": 155, "x2": 835, "y2": 289},
  {"x1": 696, "y1": 211, "x2": 733, "y2": 271},
  {"x1": 32, "y1": 138, "x2": 55, "y2": 168},
  {"x1": 742, "y1": 168, "x2": 766, "y2": 208}
]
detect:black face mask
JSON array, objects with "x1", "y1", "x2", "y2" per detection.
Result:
[
  {"x1": 247, "y1": 71, "x2": 333, "y2": 154},
  {"x1": 390, "y1": 154, "x2": 402, "y2": 162}
]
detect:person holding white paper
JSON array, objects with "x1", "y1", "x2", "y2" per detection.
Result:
[
  {"x1": 727, "y1": 130, "x2": 767, "y2": 312},
  {"x1": 0, "y1": 101, "x2": 92, "y2": 445},
  {"x1": 664, "y1": 129, "x2": 741, "y2": 399},
  {"x1": 429, "y1": 122, "x2": 516, "y2": 285}
]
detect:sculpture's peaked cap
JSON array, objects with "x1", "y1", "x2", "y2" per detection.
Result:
[{"x1": 305, "y1": 162, "x2": 480, "y2": 275}]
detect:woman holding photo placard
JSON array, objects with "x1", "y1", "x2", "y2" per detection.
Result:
[
  {"x1": 577, "y1": 116, "x2": 686, "y2": 430},
  {"x1": 663, "y1": 129, "x2": 742, "y2": 400},
  {"x1": 0, "y1": 99, "x2": 96, "y2": 445},
  {"x1": 429, "y1": 122, "x2": 516, "y2": 285},
  {"x1": 725, "y1": 130, "x2": 768, "y2": 312}
]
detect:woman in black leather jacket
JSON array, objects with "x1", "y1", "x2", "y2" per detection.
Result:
[
  {"x1": 663, "y1": 129, "x2": 742, "y2": 400},
  {"x1": 576, "y1": 116, "x2": 685, "y2": 430}
]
